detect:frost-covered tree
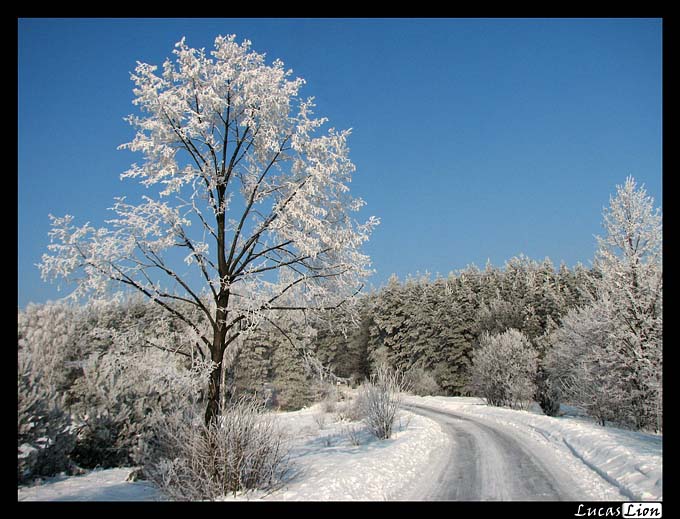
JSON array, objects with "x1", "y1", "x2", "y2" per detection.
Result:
[
  {"x1": 474, "y1": 296, "x2": 525, "y2": 337},
  {"x1": 546, "y1": 177, "x2": 662, "y2": 430},
  {"x1": 470, "y1": 328, "x2": 538, "y2": 409},
  {"x1": 545, "y1": 303, "x2": 625, "y2": 425},
  {"x1": 592, "y1": 177, "x2": 662, "y2": 429},
  {"x1": 270, "y1": 336, "x2": 313, "y2": 411},
  {"x1": 556, "y1": 261, "x2": 596, "y2": 313},
  {"x1": 310, "y1": 302, "x2": 372, "y2": 381},
  {"x1": 595, "y1": 177, "x2": 661, "y2": 280},
  {"x1": 39, "y1": 35, "x2": 378, "y2": 424},
  {"x1": 363, "y1": 259, "x2": 597, "y2": 398},
  {"x1": 16, "y1": 297, "x2": 213, "y2": 471},
  {"x1": 367, "y1": 274, "x2": 474, "y2": 394},
  {"x1": 68, "y1": 321, "x2": 214, "y2": 469}
]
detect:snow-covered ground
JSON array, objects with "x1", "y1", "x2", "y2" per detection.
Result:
[
  {"x1": 17, "y1": 395, "x2": 662, "y2": 501},
  {"x1": 236, "y1": 402, "x2": 448, "y2": 501},
  {"x1": 18, "y1": 396, "x2": 450, "y2": 501},
  {"x1": 17, "y1": 467, "x2": 160, "y2": 501},
  {"x1": 404, "y1": 395, "x2": 662, "y2": 501}
]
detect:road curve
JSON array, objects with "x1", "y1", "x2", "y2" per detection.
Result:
[{"x1": 402, "y1": 403, "x2": 585, "y2": 501}]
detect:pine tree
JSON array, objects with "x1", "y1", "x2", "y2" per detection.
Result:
[{"x1": 270, "y1": 335, "x2": 313, "y2": 411}]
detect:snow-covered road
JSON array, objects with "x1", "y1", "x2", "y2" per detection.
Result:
[
  {"x1": 403, "y1": 402, "x2": 633, "y2": 501},
  {"x1": 403, "y1": 396, "x2": 661, "y2": 501},
  {"x1": 403, "y1": 403, "x2": 579, "y2": 500}
]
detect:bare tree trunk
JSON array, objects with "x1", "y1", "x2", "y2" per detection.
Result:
[
  {"x1": 205, "y1": 345, "x2": 225, "y2": 425},
  {"x1": 220, "y1": 353, "x2": 227, "y2": 414},
  {"x1": 206, "y1": 193, "x2": 229, "y2": 426},
  {"x1": 205, "y1": 305, "x2": 228, "y2": 425}
]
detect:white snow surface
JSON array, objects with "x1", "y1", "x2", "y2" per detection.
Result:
[
  {"x1": 17, "y1": 399, "x2": 449, "y2": 502},
  {"x1": 404, "y1": 396, "x2": 662, "y2": 501},
  {"x1": 17, "y1": 467, "x2": 160, "y2": 501},
  {"x1": 225, "y1": 402, "x2": 449, "y2": 501},
  {"x1": 17, "y1": 395, "x2": 662, "y2": 501}
]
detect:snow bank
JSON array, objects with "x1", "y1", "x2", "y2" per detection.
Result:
[
  {"x1": 406, "y1": 396, "x2": 662, "y2": 501},
  {"x1": 229, "y1": 402, "x2": 450, "y2": 501},
  {"x1": 17, "y1": 467, "x2": 161, "y2": 501}
]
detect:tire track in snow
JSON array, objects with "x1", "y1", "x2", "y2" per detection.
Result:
[{"x1": 403, "y1": 404, "x2": 584, "y2": 501}]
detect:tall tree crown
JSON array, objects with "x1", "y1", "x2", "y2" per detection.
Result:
[
  {"x1": 595, "y1": 176, "x2": 661, "y2": 273},
  {"x1": 39, "y1": 35, "x2": 378, "y2": 346}
]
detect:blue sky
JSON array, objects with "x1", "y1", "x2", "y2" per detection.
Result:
[{"x1": 18, "y1": 18, "x2": 662, "y2": 307}]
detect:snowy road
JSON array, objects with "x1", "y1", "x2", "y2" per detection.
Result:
[{"x1": 403, "y1": 403, "x2": 593, "y2": 501}]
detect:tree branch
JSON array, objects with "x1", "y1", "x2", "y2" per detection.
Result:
[
  {"x1": 232, "y1": 239, "x2": 294, "y2": 278},
  {"x1": 228, "y1": 172, "x2": 310, "y2": 274},
  {"x1": 140, "y1": 338, "x2": 192, "y2": 358},
  {"x1": 225, "y1": 136, "x2": 290, "y2": 275},
  {"x1": 104, "y1": 262, "x2": 213, "y2": 351},
  {"x1": 133, "y1": 238, "x2": 216, "y2": 328}
]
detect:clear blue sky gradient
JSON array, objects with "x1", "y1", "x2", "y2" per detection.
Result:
[{"x1": 18, "y1": 18, "x2": 663, "y2": 307}]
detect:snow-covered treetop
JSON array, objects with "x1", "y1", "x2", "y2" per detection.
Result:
[
  {"x1": 39, "y1": 34, "x2": 379, "y2": 351},
  {"x1": 595, "y1": 176, "x2": 661, "y2": 270}
]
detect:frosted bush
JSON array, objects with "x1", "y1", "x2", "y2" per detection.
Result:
[
  {"x1": 17, "y1": 355, "x2": 75, "y2": 483},
  {"x1": 17, "y1": 302, "x2": 84, "y2": 483},
  {"x1": 146, "y1": 395, "x2": 291, "y2": 500},
  {"x1": 341, "y1": 423, "x2": 364, "y2": 446},
  {"x1": 313, "y1": 413, "x2": 327, "y2": 430},
  {"x1": 405, "y1": 366, "x2": 441, "y2": 396},
  {"x1": 69, "y1": 343, "x2": 213, "y2": 469},
  {"x1": 359, "y1": 363, "x2": 410, "y2": 440},
  {"x1": 471, "y1": 328, "x2": 538, "y2": 409}
]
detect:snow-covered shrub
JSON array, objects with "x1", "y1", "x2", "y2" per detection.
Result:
[
  {"x1": 271, "y1": 380, "x2": 312, "y2": 411},
  {"x1": 319, "y1": 387, "x2": 341, "y2": 413},
  {"x1": 69, "y1": 343, "x2": 212, "y2": 469},
  {"x1": 17, "y1": 297, "x2": 214, "y2": 474},
  {"x1": 396, "y1": 411, "x2": 412, "y2": 432},
  {"x1": 146, "y1": 395, "x2": 291, "y2": 500},
  {"x1": 405, "y1": 366, "x2": 441, "y2": 396},
  {"x1": 321, "y1": 397, "x2": 337, "y2": 413},
  {"x1": 532, "y1": 326, "x2": 563, "y2": 417},
  {"x1": 471, "y1": 328, "x2": 538, "y2": 409},
  {"x1": 17, "y1": 302, "x2": 85, "y2": 483},
  {"x1": 341, "y1": 423, "x2": 364, "y2": 446},
  {"x1": 313, "y1": 413, "x2": 327, "y2": 430},
  {"x1": 545, "y1": 303, "x2": 636, "y2": 427},
  {"x1": 359, "y1": 363, "x2": 410, "y2": 440},
  {"x1": 17, "y1": 355, "x2": 75, "y2": 484},
  {"x1": 17, "y1": 302, "x2": 86, "y2": 394},
  {"x1": 67, "y1": 304, "x2": 213, "y2": 469},
  {"x1": 335, "y1": 394, "x2": 365, "y2": 423}
]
